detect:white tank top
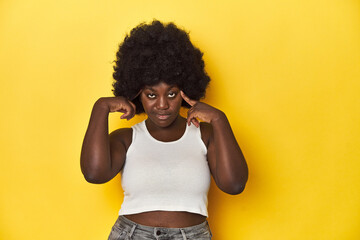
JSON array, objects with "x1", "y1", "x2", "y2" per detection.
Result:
[{"x1": 118, "y1": 120, "x2": 211, "y2": 217}]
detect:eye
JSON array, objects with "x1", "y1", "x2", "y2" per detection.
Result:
[
  {"x1": 168, "y1": 92, "x2": 176, "y2": 98},
  {"x1": 147, "y1": 93, "x2": 156, "y2": 99}
]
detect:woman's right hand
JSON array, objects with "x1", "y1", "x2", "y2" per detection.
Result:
[{"x1": 96, "y1": 96, "x2": 136, "y2": 120}]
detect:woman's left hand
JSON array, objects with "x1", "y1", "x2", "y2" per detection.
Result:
[{"x1": 181, "y1": 91, "x2": 225, "y2": 127}]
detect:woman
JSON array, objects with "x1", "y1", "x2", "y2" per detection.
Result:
[{"x1": 81, "y1": 20, "x2": 248, "y2": 240}]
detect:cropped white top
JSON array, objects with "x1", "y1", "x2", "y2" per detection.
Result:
[{"x1": 118, "y1": 120, "x2": 211, "y2": 217}]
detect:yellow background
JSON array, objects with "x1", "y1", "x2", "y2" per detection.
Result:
[{"x1": 1, "y1": 0, "x2": 359, "y2": 239}]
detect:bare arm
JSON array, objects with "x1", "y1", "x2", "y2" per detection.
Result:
[
  {"x1": 80, "y1": 97, "x2": 135, "y2": 184},
  {"x1": 181, "y1": 91, "x2": 248, "y2": 195}
]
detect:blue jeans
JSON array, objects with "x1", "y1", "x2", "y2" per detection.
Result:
[{"x1": 108, "y1": 215, "x2": 213, "y2": 240}]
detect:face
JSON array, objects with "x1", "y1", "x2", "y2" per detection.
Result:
[{"x1": 140, "y1": 82, "x2": 182, "y2": 128}]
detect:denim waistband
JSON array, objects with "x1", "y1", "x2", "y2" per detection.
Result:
[{"x1": 116, "y1": 215, "x2": 212, "y2": 239}]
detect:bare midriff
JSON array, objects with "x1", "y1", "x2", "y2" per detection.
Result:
[{"x1": 124, "y1": 211, "x2": 207, "y2": 228}]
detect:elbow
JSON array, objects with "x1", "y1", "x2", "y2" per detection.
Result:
[
  {"x1": 81, "y1": 160, "x2": 112, "y2": 184},
  {"x1": 81, "y1": 169, "x2": 109, "y2": 184},
  {"x1": 226, "y1": 183, "x2": 246, "y2": 195},
  {"x1": 227, "y1": 167, "x2": 249, "y2": 195},
  {"x1": 219, "y1": 178, "x2": 248, "y2": 195},
  {"x1": 83, "y1": 174, "x2": 106, "y2": 184},
  {"x1": 230, "y1": 184, "x2": 245, "y2": 195}
]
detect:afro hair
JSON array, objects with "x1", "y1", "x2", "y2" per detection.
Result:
[{"x1": 112, "y1": 20, "x2": 210, "y2": 114}]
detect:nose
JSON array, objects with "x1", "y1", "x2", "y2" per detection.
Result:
[{"x1": 156, "y1": 96, "x2": 169, "y2": 110}]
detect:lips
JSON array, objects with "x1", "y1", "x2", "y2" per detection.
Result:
[{"x1": 156, "y1": 113, "x2": 171, "y2": 120}]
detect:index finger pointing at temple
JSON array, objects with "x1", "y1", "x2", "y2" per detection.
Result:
[{"x1": 180, "y1": 91, "x2": 197, "y2": 106}]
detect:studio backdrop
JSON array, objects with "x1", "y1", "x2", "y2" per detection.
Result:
[{"x1": 1, "y1": 0, "x2": 359, "y2": 239}]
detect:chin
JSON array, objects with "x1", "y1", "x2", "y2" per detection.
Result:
[{"x1": 148, "y1": 115, "x2": 178, "y2": 128}]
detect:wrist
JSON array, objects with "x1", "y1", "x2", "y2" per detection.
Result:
[
  {"x1": 210, "y1": 110, "x2": 227, "y2": 124},
  {"x1": 94, "y1": 98, "x2": 111, "y2": 113}
]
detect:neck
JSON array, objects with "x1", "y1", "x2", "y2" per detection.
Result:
[{"x1": 145, "y1": 115, "x2": 188, "y2": 142}]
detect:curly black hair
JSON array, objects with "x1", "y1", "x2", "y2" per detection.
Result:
[{"x1": 112, "y1": 20, "x2": 210, "y2": 114}]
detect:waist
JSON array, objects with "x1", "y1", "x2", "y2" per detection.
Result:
[
  {"x1": 114, "y1": 214, "x2": 212, "y2": 239},
  {"x1": 123, "y1": 211, "x2": 207, "y2": 228},
  {"x1": 118, "y1": 194, "x2": 209, "y2": 217}
]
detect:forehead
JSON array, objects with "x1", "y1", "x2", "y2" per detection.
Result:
[{"x1": 143, "y1": 82, "x2": 179, "y2": 91}]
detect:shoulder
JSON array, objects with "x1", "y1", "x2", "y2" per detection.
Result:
[
  {"x1": 109, "y1": 128, "x2": 133, "y2": 151},
  {"x1": 200, "y1": 122, "x2": 213, "y2": 148}
]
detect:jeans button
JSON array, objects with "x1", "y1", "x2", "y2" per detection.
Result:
[{"x1": 156, "y1": 230, "x2": 161, "y2": 235}]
